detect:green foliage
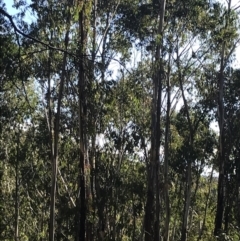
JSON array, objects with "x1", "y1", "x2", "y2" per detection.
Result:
[{"x1": 1, "y1": 0, "x2": 240, "y2": 240}]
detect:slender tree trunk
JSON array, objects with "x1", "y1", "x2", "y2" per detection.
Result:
[
  {"x1": 145, "y1": 171, "x2": 155, "y2": 240},
  {"x1": 49, "y1": 22, "x2": 70, "y2": 241},
  {"x1": 88, "y1": 1, "x2": 97, "y2": 239},
  {"x1": 47, "y1": 30, "x2": 55, "y2": 241},
  {"x1": 145, "y1": 0, "x2": 166, "y2": 240},
  {"x1": 192, "y1": 170, "x2": 201, "y2": 206},
  {"x1": 40, "y1": 205, "x2": 44, "y2": 241},
  {"x1": 15, "y1": 137, "x2": 19, "y2": 241},
  {"x1": 224, "y1": 176, "x2": 231, "y2": 235},
  {"x1": 197, "y1": 167, "x2": 214, "y2": 241},
  {"x1": 236, "y1": 154, "x2": 240, "y2": 226},
  {"x1": 176, "y1": 37, "x2": 194, "y2": 241},
  {"x1": 214, "y1": 34, "x2": 226, "y2": 238},
  {"x1": 214, "y1": 0, "x2": 233, "y2": 235},
  {"x1": 46, "y1": 7, "x2": 56, "y2": 239},
  {"x1": 181, "y1": 160, "x2": 192, "y2": 241},
  {"x1": 77, "y1": 18, "x2": 86, "y2": 241},
  {"x1": 155, "y1": 160, "x2": 160, "y2": 241},
  {"x1": 163, "y1": 51, "x2": 172, "y2": 241},
  {"x1": 14, "y1": 175, "x2": 19, "y2": 241},
  {"x1": 132, "y1": 193, "x2": 136, "y2": 241},
  {"x1": 77, "y1": 2, "x2": 91, "y2": 240},
  {"x1": 171, "y1": 180, "x2": 182, "y2": 241}
]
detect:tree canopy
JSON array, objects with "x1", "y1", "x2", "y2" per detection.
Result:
[{"x1": 1, "y1": 0, "x2": 240, "y2": 240}]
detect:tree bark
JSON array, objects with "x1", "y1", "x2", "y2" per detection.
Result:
[
  {"x1": 144, "y1": 0, "x2": 166, "y2": 240},
  {"x1": 214, "y1": 30, "x2": 226, "y2": 239},
  {"x1": 214, "y1": 0, "x2": 235, "y2": 235},
  {"x1": 170, "y1": 180, "x2": 182, "y2": 241},
  {"x1": 177, "y1": 41, "x2": 194, "y2": 241},
  {"x1": 15, "y1": 135, "x2": 19, "y2": 241},
  {"x1": 49, "y1": 20, "x2": 70, "y2": 241},
  {"x1": 163, "y1": 49, "x2": 172, "y2": 241},
  {"x1": 76, "y1": 2, "x2": 91, "y2": 240},
  {"x1": 180, "y1": 161, "x2": 192, "y2": 241},
  {"x1": 197, "y1": 168, "x2": 214, "y2": 241}
]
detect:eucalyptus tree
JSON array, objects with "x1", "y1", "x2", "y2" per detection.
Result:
[
  {"x1": 225, "y1": 69, "x2": 240, "y2": 230},
  {"x1": 0, "y1": 3, "x2": 41, "y2": 239},
  {"x1": 214, "y1": 68, "x2": 240, "y2": 238},
  {"x1": 23, "y1": 2, "x2": 74, "y2": 240},
  {"x1": 194, "y1": 0, "x2": 240, "y2": 235},
  {"x1": 93, "y1": 63, "x2": 152, "y2": 240},
  {"x1": 2, "y1": 0, "x2": 240, "y2": 240}
]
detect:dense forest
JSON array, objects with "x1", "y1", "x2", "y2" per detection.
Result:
[{"x1": 1, "y1": 0, "x2": 240, "y2": 240}]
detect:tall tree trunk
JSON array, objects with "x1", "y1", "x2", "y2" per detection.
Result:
[
  {"x1": 163, "y1": 50, "x2": 172, "y2": 241},
  {"x1": 15, "y1": 135, "x2": 19, "y2": 241},
  {"x1": 49, "y1": 22, "x2": 70, "y2": 241},
  {"x1": 88, "y1": 1, "x2": 98, "y2": 238},
  {"x1": 224, "y1": 174, "x2": 231, "y2": 235},
  {"x1": 177, "y1": 43, "x2": 194, "y2": 241},
  {"x1": 214, "y1": 43, "x2": 226, "y2": 235},
  {"x1": 235, "y1": 154, "x2": 240, "y2": 226},
  {"x1": 132, "y1": 193, "x2": 136, "y2": 241},
  {"x1": 145, "y1": 171, "x2": 155, "y2": 240},
  {"x1": 181, "y1": 160, "x2": 192, "y2": 241},
  {"x1": 171, "y1": 180, "x2": 182, "y2": 241},
  {"x1": 214, "y1": 0, "x2": 234, "y2": 235},
  {"x1": 214, "y1": 28, "x2": 227, "y2": 239},
  {"x1": 214, "y1": 43, "x2": 225, "y2": 235},
  {"x1": 145, "y1": 0, "x2": 166, "y2": 240},
  {"x1": 197, "y1": 168, "x2": 214, "y2": 241},
  {"x1": 77, "y1": 2, "x2": 91, "y2": 240},
  {"x1": 46, "y1": 28, "x2": 54, "y2": 241}
]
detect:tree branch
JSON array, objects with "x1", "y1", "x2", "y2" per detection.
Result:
[
  {"x1": 0, "y1": 7, "x2": 132, "y2": 74},
  {"x1": 0, "y1": 7, "x2": 76, "y2": 57}
]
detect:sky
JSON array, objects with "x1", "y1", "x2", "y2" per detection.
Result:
[
  {"x1": 3, "y1": 0, "x2": 16, "y2": 14},
  {"x1": 4, "y1": 0, "x2": 36, "y2": 22}
]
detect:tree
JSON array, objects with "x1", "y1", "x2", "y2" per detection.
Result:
[{"x1": 1, "y1": 0, "x2": 240, "y2": 240}]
